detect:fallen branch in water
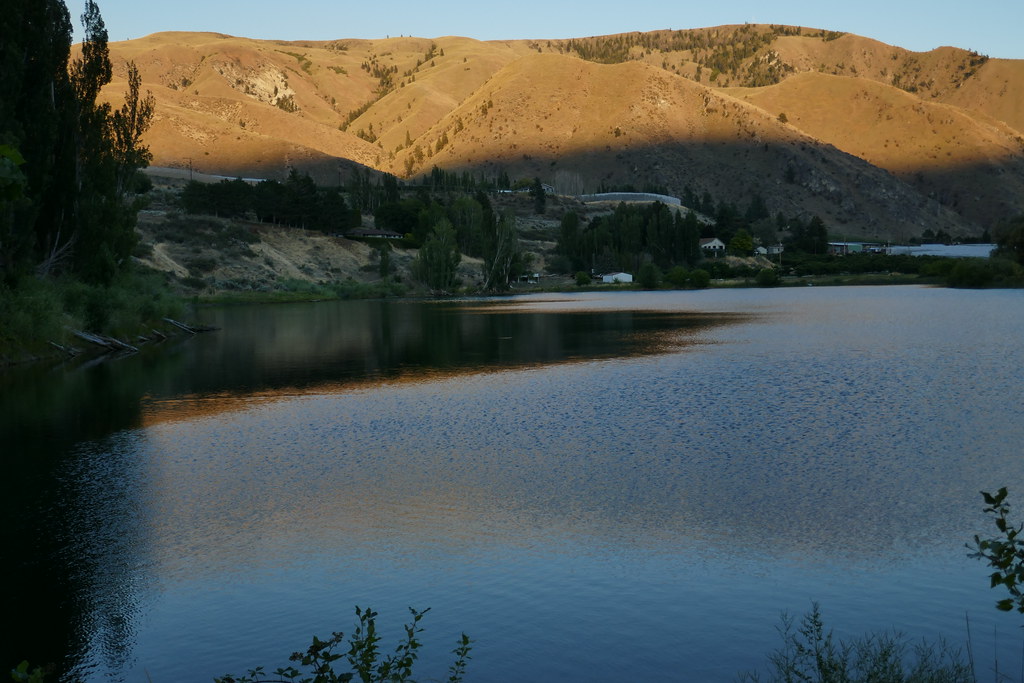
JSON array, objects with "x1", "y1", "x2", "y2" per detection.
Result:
[
  {"x1": 162, "y1": 318, "x2": 219, "y2": 334},
  {"x1": 69, "y1": 329, "x2": 138, "y2": 353},
  {"x1": 48, "y1": 340, "x2": 80, "y2": 357}
]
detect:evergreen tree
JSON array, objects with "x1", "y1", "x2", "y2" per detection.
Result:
[
  {"x1": 679, "y1": 210, "x2": 701, "y2": 266},
  {"x1": 531, "y1": 177, "x2": 546, "y2": 214},
  {"x1": 558, "y1": 211, "x2": 581, "y2": 267},
  {"x1": 787, "y1": 215, "x2": 829, "y2": 254}
]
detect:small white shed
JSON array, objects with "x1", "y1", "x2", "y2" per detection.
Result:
[{"x1": 601, "y1": 272, "x2": 633, "y2": 284}]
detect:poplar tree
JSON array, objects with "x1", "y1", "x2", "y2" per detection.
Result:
[
  {"x1": 412, "y1": 219, "x2": 461, "y2": 291},
  {"x1": 0, "y1": 0, "x2": 154, "y2": 284}
]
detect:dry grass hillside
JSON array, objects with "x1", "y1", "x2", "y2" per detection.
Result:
[
  {"x1": 727, "y1": 72, "x2": 1024, "y2": 227},
  {"x1": 103, "y1": 25, "x2": 1024, "y2": 240}
]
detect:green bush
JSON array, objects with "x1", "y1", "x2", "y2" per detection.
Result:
[
  {"x1": 703, "y1": 260, "x2": 734, "y2": 279},
  {"x1": 945, "y1": 258, "x2": 1023, "y2": 288},
  {"x1": 215, "y1": 607, "x2": 471, "y2": 683},
  {"x1": 689, "y1": 269, "x2": 711, "y2": 289},
  {"x1": 575, "y1": 271, "x2": 591, "y2": 286},
  {"x1": 755, "y1": 268, "x2": 780, "y2": 287},
  {"x1": 665, "y1": 265, "x2": 689, "y2": 288},
  {"x1": 0, "y1": 267, "x2": 185, "y2": 356},
  {"x1": 637, "y1": 262, "x2": 662, "y2": 289},
  {"x1": 0, "y1": 278, "x2": 65, "y2": 347},
  {"x1": 946, "y1": 259, "x2": 995, "y2": 288},
  {"x1": 919, "y1": 258, "x2": 956, "y2": 278}
]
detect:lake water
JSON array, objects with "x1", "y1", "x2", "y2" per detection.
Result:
[{"x1": 4, "y1": 286, "x2": 1024, "y2": 681}]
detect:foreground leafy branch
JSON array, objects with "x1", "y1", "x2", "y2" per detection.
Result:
[
  {"x1": 969, "y1": 487, "x2": 1024, "y2": 612},
  {"x1": 214, "y1": 607, "x2": 471, "y2": 683}
]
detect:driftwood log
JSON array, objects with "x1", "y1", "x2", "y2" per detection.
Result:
[
  {"x1": 61, "y1": 319, "x2": 216, "y2": 359},
  {"x1": 162, "y1": 318, "x2": 219, "y2": 334}
]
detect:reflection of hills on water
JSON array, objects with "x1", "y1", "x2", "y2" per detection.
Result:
[
  {"x1": 0, "y1": 296, "x2": 743, "y2": 675},
  {"x1": 137, "y1": 299, "x2": 747, "y2": 425}
]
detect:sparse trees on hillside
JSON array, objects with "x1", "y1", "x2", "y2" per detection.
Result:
[
  {"x1": 554, "y1": 202, "x2": 701, "y2": 275},
  {"x1": 181, "y1": 172, "x2": 359, "y2": 233}
]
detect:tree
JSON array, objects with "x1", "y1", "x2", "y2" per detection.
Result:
[
  {"x1": 728, "y1": 228, "x2": 754, "y2": 256},
  {"x1": 482, "y1": 212, "x2": 522, "y2": 290},
  {"x1": 377, "y1": 242, "x2": 392, "y2": 278},
  {"x1": 530, "y1": 177, "x2": 546, "y2": 215},
  {"x1": 678, "y1": 210, "x2": 701, "y2": 266},
  {"x1": 1, "y1": 0, "x2": 154, "y2": 286},
  {"x1": 412, "y1": 219, "x2": 460, "y2": 291},
  {"x1": 689, "y1": 268, "x2": 710, "y2": 288},
  {"x1": 66, "y1": 0, "x2": 122, "y2": 283},
  {"x1": 637, "y1": 262, "x2": 661, "y2": 289},
  {"x1": 110, "y1": 62, "x2": 154, "y2": 197},
  {"x1": 0, "y1": 0, "x2": 74, "y2": 281},
  {"x1": 375, "y1": 198, "x2": 424, "y2": 239},
  {"x1": 787, "y1": 215, "x2": 829, "y2": 254},
  {"x1": 448, "y1": 195, "x2": 483, "y2": 256},
  {"x1": 558, "y1": 211, "x2": 580, "y2": 265},
  {"x1": 665, "y1": 265, "x2": 688, "y2": 288},
  {"x1": 994, "y1": 215, "x2": 1024, "y2": 265}
]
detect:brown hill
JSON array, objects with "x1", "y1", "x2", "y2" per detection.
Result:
[
  {"x1": 727, "y1": 72, "x2": 1024, "y2": 228},
  {"x1": 104, "y1": 26, "x2": 1024, "y2": 240}
]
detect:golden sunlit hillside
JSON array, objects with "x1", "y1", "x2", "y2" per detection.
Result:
[{"x1": 103, "y1": 25, "x2": 1024, "y2": 240}]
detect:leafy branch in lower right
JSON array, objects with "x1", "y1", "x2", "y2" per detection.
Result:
[{"x1": 969, "y1": 487, "x2": 1024, "y2": 613}]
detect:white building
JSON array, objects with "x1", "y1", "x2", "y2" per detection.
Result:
[
  {"x1": 699, "y1": 238, "x2": 726, "y2": 256},
  {"x1": 601, "y1": 272, "x2": 633, "y2": 284}
]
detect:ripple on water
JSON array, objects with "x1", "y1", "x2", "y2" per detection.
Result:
[{"x1": 46, "y1": 287, "x2": 1024, "y2": 681}]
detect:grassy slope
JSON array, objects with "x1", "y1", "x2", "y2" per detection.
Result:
[{"x1": 99, "y1": 27, "x2": 1024, "y2": 240}]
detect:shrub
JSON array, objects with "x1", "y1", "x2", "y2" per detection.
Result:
[
  {"x1": 575, "y1": 271, "x2": 591, "y2": 286},
  {"x1": 0, "y1": 278, "x2": 64, "y2": 347},
  {"x1": 689, "y1": 269, "x2": 711, "y2": 289},
  {"x1": 637, "y1": 262, "x2": 661, "y2": 289},
  {"x1": 665, "y1": 265, "x2": 689, "y2": 288},
  {"x1": 214, "y1": 607, "x2": 471, "y2": 683},
  {"x1": 739, "y1": 604, "x2": 972, "y2": 682},
  {"x1": 946, "y1": 259, "x2": 995, "y2": 288},
  {"x1": 703, "y1": 260, "x2": 734, "y2": 279},
  {"x1": 755, "y1": 268, "x2": 780, "y2": 287}
]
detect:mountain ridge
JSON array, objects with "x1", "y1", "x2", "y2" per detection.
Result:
[{"x1": 101, "y1": 25, "x2": 1024, "y2": 240}]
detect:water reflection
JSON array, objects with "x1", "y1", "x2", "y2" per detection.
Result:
[
  {"x1": 0, "y1": 295, "x2": 740, "y2": 679},
  {"x1": 5, "y1": 288, "x2": 1024, "y2": 682},
  {"x1": 139, "y1": 298, "x2": 742, "y2": 423}
]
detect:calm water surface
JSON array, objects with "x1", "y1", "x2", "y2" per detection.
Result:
[{"x1": 4, "y1": 287, "x2": 1024, "y2": 681}]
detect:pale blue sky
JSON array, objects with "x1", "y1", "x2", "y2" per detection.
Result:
[{"x1": 68, "y1": 0, "x2": 1022, "y2": 59}]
